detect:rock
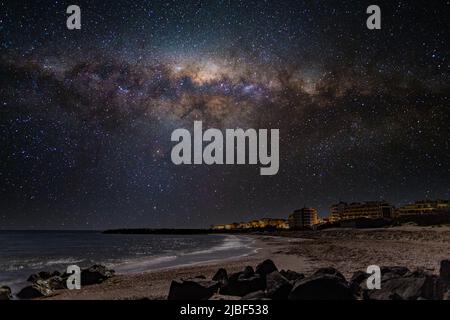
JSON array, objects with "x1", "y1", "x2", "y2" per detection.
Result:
[
  {"x1": 168, "y1": 278, "x2": 219, "y2": 300},
  {"x1": 350, "y1": 271, "x2": 369, "y2": 297},
  {"x1": 235, "y1": 275, "x2": 265, "y2": 296},
  {"x1": 27, "y1": 270, "x2": 61, "y2": 283},
  {"x1": 209, "y1": 293, "x2": 241, "y2": 300},
  {"x1": 17, "y1": 273, "x2": 68, "y2": 300},
  {"x1": 0, "y1": 286, "x2": 12, "y2": 300},
  {"x1": 374, "y1": 267, "x2": 411, "y2": 285},
  {"x1": 431, "y1": 276, "x2": 449, "y2": 300},
  {"x1": 81, "y1": 265, "x2": 114, "y2": 285},
  {"x1": 47, "y1": 276, "x2": 67, "y2": 290},
  {"x1": 313, "y1": 267, "x2": 346, "y2": 281},
  {"x1": 27, "y1": 274, "x2": 40, "y2": 283},
  {"x1": 381, "y1": 266, "x2": 410, "y2": 277},
  {"x1": 266, "y1": 271, "x2": 292, "y2": 300},
  {"x1": 241, "y1": 290, "x2": 267, "y2": 300},
  {"x1": 280, "y1": 270, "x2": 304, "y2": 282},
  {"x1": 443, "y1": 289, "x2": 450, "y2": 300},
  {"x1": 212, "y1": 268, "x2": 228, "y2": 284},
  {"x1": 439, "y1": 260, "x2": 450, "y2": 282},
  {"x1": 241, "y1": 266, "x2": 255, "y2": 279},
  {"x1": 220, "y1": 273, "x2": 265, "y2": 297},
  {"x1": 363, "y1": 267, "x2": 443, "y2": 300},
  {"x1": 365, "y1": 272, "x2": 437, "y2": 300},
  {"x1": 17, "y1": 285, "x2": 45, "y2": 299},
  {"x1": 226, "y1": 271, "x2": 242, "y2": 284},
  {"x1": 289, "y1": 274, "x2": 354, "y2": 300},
  {"x1": 350, "y1": 271, "x2": 368, "y2": 286},
  {"x1": 255, "y1": 259, "x2": 277, "y2": 278},
  {"x1": 17, "y1": 279, "x2": 54, "y2": 299}
]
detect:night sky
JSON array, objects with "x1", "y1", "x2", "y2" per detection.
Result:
[{"x1": 0, "y1": 0, "x2": 449, "y2": 229}]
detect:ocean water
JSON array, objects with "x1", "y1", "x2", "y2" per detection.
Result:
[{"x1": 0, "y1": 231, "x2": 255, "y2": 293}]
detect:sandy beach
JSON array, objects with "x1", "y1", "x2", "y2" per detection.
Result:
[{"x1": 42, "y1": 225, "x2": 450, "y2": 300}]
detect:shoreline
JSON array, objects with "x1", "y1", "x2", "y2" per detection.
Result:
[
  {"x1": 1, "y1": 233, "x2": 259, "y2": 296},
  {"x1": 112, "y1": 234, "x2": 262, "y2": 275},
  {"x1": 42, "y1": 235, "x2": 286, "y2": 300},
  {"x1": 14, "y1": 225, "x2": 450, "y2": 299}
]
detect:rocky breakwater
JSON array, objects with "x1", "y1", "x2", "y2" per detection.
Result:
[
  {"x1": 0, "y1": 265, "x2": 115, "y2": 300},
  {"x1": 168, "y1": 259, "x2": 450, "y2": 300}
]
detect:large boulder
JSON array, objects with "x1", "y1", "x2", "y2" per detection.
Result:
[
  {"x1": 280, "y1": 270, "x2": 304, "y2": 282},
  {"x1": 47, "y1": 276, "x2": 67, "y2": 290},
  {"x1": 255, "y1": 259, "x2": 277, "y2": 278},
  {"x1": 365, "y1": 271, "x2": 438, "y2": 300},
  {"x1": 289, "y1": 274, "x2": 354, "y2": 300},
  {"x1": 266, "y1": 271, "x2": 293, "y2": 300},
  {"x1": 440, "y1": 260, "x2": 450, "y2": 283},
  {"x1": 212, "y1": 268, "x2": 228, "y2": 285},
  {"x1": 17, "y1": 273, "x2": 69, "y2": 299},
  {"x1": 350, "y1": 271, "x2": 368, "y2": 287},
  {"x1": 81, "y1": 265, "x2": 114, "y2": 285},
  {"x1": 349, "y1": 271, "x2": 369, "y2": 297},
  {"x1": 242, "y1": 266, "x2": 255, "y2": 278},
  {"x1": 436, "y1": 260, "x2": 450, "y2": 299},
  {"x1": 17, "y1": 286, "x2": 44, "y2": 299},
  {"x1": 27, "y1": 270, "x2": 61, "y2": 283},
  {"x1": 168, "y1": 278, "x2": 219, "y2": 300},
  {"x1": 313, "y1": 267, "x2": 346, "y2": 281},
  {"x1": 378, "y1": 266, "x2": 411, "y2": 284},
  {"x1": 0, "y1": 286, "x2": 12, "y2": 300},
  {"x1": 443, "y1": 289, "x2": 450, "y2": 300},
  {"x1": 220, "y1": 272, "x2": 265, "y2": 297},
  {"x1": 381, "y1": 266, "x2": 410, "y2": 277},
  {"x1": 17, "y1": 279, "x2": 54, "y2": 299}
]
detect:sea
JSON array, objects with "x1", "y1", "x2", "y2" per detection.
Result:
[{"x1": 0, "y1": 231, "x2": 256, "y2": 293}]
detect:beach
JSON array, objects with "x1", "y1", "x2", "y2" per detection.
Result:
[{"x1": 41, "y1": 225, "x2": 450, "y2": 300}]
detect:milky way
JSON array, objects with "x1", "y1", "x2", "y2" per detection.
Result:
[{"x1": 0, "y1": 0, "x2": 449, "y2": 228}]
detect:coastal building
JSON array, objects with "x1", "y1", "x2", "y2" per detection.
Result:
[
  {"x1": 211, "y1": 224, "x2": 226, "y2": 230},
  {"x1": 211, "y1": 223, "x2": 240, "y2": 230},
  {"x1": 329, "y1": 201, "x2": 393, "y2": 221},
  {"x1": 288, "y1": 207, "x2": 319, "y2": 228},
  {"x1": 329, "y1": 201, "x2": 347, "y2": 222},
  {"x1": 211, "y1": 218, "x2": 289, "y2": 230},
  {"x1": 256, "y1": 218, "x2": 289, "y2": 229},
  {"x1": 316, "y1": 216, "x2": 329, "y2": 225},
  {"x1": 238, "y1": 221, "x2": 252, "y2": 229},
  {"x1": 396, "y1": 199, "x2": 450, "y2": 216}
]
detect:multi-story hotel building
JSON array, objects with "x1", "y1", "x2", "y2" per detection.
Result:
[
  {"x1": 329, "y1": 201, "x2": 347, "y2": 222},
  {"x1": 288, "y1": 207, "x2": 319, "y2": 228},
  {"x1": 329, "y1": 201, "x2": 393, "y2": 221},
  {"x1": 396, "y1": 199, "x2": 450, "y2": 216}
]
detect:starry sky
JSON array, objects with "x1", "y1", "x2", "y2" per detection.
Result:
[{"x1": 0, "y1": 0, "x2": 449, "y2": 229}]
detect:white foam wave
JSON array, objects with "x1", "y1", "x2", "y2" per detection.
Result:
[
  {"x1": 112, "y1": 235, "x2": 255, "y2": 274},
  {"x1": 181, "y1": 235, "x2": 253, "y2": 256},
  {"x1": 113, "y1": 255, "x2": 178, "y2": 273}
]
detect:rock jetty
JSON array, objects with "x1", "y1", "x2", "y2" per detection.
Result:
[{"x1": 168, "y1": 259, "x2": 450, "y2": 300}]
